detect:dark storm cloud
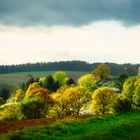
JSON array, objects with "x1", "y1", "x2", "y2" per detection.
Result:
[{"x1": 0, "y1": 0, "x2": 140, "y2": 26}]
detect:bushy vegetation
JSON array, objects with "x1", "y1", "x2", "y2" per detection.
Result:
[
  {"x1": 21, "y1": 96, "x2": 53, "y2": 119},
  {"x1": 0, "y1": 64, "x2": 140, "y2": 134},
  {"x1": 0, "y1": 103, "x2": 23, "y2": 120},
  {"x1": 50, "y1": 86, "x2": 86, "y2": 117},
  {"x1": 91, "y1": 87, "x2": 117, "y2": 115}
]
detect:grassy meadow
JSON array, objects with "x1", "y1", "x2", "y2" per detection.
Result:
[{"x1": 1, "y1": 111, "x2": 140, "y2": 140}]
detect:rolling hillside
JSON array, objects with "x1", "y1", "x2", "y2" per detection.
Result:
[
  {"x1": 0, "y1": 71, "x2": 87, "y2": 84},
  {"x1": 0, "y1": 111, "x2": 140, "y2": 140}
]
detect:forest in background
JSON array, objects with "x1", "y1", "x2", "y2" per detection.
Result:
[{"x1": 0, "y1": 61, "x2": 140, "y2": 75}]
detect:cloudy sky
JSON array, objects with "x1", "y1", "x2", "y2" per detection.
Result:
[{"x1": 0, "y1": 0, "x2": 140, "y2": 65}]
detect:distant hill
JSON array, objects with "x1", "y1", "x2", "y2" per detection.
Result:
[{"x1": 0, "y1": 61, "x2": 139, "y2": 76}]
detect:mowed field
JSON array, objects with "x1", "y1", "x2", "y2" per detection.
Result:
[{"x1": 0, "y1": 71, "x2": 88, "y2": 85}]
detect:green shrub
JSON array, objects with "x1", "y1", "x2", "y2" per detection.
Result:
[
  {"x1": 112, "y1": 97, "x2": 132, "y2": 113},
  {"x1": 0, "y1": 97, "x2": 5, "y2": 106},
  {"x1": 121, "y1": 76, "x2": 136, "y2": 101},
  {"x1": 0, "y1": 103, "x2": 24, "y2": 120},
  {"x1": 91, "y1": 87, "x2": 117, "y2": 115},
  {"x1": 21, "y1": 96, "x2": 53, "y2": 119},
  {"x1": 121, "y1": 76, "x2": 140, "y2": 110},
  {"x1": 133, "y1": 87, "x2": 140, "y2": 109}
]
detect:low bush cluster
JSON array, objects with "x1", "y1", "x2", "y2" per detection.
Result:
[{"x1": 0, "y1": 64, "x2": 140, "y2": 120}]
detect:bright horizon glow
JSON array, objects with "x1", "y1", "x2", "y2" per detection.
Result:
[{"x1": 0, "y1": 20, "x2": 140, "y2": 65}]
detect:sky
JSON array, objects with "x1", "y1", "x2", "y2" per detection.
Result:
[{"x1": 0, "y1": 0, "x2": 140, "y2": 65}]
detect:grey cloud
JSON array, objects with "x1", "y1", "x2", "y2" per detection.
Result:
[{"x1": 0, "y1": 0, "x2": 140, "y2": 26}]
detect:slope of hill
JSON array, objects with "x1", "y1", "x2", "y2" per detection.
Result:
[
  {"x1": 0, "y1": 71, "x2": 87, "y2": 84},
  {"x1": 1, "y1": 111, "x2": 140, "y2": 140}
]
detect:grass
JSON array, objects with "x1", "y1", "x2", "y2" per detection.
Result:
[
  {"x1": 1, "y1": 111, "x2": 140, "y2": 140},
  {"x1": 0, "y1": 80, "x2": 21, "y2": 85},
  {"x1": 0, "y1": 71, "x2": 87, "y2": 85}
]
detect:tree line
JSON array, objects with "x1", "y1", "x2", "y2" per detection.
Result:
[
  {"x1": 0, "y1": 64, "x2": 140, "y2": 120},
  {"x1": 0, "y1": 61, "x2": 139, "y2": 76}
]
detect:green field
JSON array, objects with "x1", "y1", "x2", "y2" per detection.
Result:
[
  {"x1": 0, "y1": 71, "x2": 87, "y2": 85},
  {"x1": 2, "y1": 111, "x2": 140, "y2": 140}
]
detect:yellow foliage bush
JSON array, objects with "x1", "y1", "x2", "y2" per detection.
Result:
[
  {"x1": 0, "y1": 104, "x2": 24, "y2": 120},
  {"x1": 91, "y1": 87, "x2": 117, "y2": 115},
  {"x1": 92, "y1": 64, "x2": 110, "y2": 81},
  {"x1": 25, "y1": 82, "x2": 48, "y2": 98},
  {"x1": 51, "y1": 86, "x2": 86, "y2": 117},
  {"x1": 15, "y1": 88, "x2": 23, "y2": 101},
  {"x1": 78, "y1": 74, "x2": 96, "y2": 91}
]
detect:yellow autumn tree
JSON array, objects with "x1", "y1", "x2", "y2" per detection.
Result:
[
  {"x1": 0, "y1": 104, "x2": 23, "y2": 120},
  {"x1": 51, "y1": 86, "x2": 86, "y2": 117},
  {"x1": 66, "y1": 86, "x2": 86, "y2": 115},
  {"x1": 78, "y1": 74, "x2": 96, "y2": 91},
  {"x1": 6, "y1": 88, "x2": 24, "y2": 103},
  {"x1": 133, "y1": 76, "x2": 140, "y2": 108},
  {"x1": 51, "y1": 87, "x2": 69, "y2": 117},
  {"x1": 91, "y1": 87, "x2": 117, "y2": 115},
  {"x1": 25, "y1": 82, "x2": 48, "y2": 99},
  {"x1": 121, "y1": 76, "x2": 136, "y2": 101},
  {"x1": 53, "y1": 71, "x2": 68, "y2": 87},
  {"x1": 92, "y1": 64, "x2": 110, "y2": 81},
  {"x1": 78, "y1": 74, "x2": 97, "y2": 102},
  {"x1": 15, "y1": 88, "x2": 23, "y2": 101},
  {"x1": 121, "y1": 76, "x2": 140, "y2": 101},
  {"x1": 39, "y1": 77, "x2": 47, "y2": 87},
  {"x1": 21, "y1": 82, "x2": 53, "y2": 119}
]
